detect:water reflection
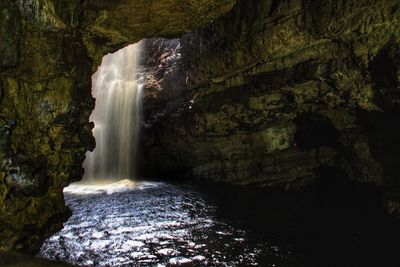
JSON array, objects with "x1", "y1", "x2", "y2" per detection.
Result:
[
  {"x1": 40, "y1": 175, "x2": 400, "y2": 267},
  {"x1": 39, "y1": 181, "x2": 289, "y2": 266}
]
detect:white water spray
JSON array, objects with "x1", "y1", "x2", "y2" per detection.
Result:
[{"x1": 83, "y1": 43, "x2": 143, "y2": 181}]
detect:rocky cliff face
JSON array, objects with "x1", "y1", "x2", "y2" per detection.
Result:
[
  {"x1": 141, "y1": 0, "x2": 400, "y2": 209},
  {"x1": 0, "y1": 0, "x2": 93, "y2": 253},
  {"x1": 0, "y1": 0, "x2": 236, "y2": 253}
]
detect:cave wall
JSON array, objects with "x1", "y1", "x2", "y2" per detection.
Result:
[
  {"x1": 141, "y1": 0, "x2": 400, "y2": 204},
  {"x1": 0, "y1": 0, "x2": 93, "y2": 253},
  {"x1": 82, "y1": 0, "x2": 237, "y2": 68},
  {"x1": 1, "y1": 0, "x2": 398, "y2": 255},
  {"x1": 0, "y1": 0, "x2": 236, "y2": 253}
]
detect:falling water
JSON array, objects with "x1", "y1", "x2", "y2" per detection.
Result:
[{"x1": 83, "y1": 43, "x2": 143, "y2": 181}]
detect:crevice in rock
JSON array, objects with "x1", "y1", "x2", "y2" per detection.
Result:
[
  {"x1": 369, "y1": 42, "x2": 400, "y2": 111},
  {"x1": 293, "y1": 112, "x2": 339, "y2": 150}
]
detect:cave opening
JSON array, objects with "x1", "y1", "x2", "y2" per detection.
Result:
[
  {"x1": 82, "y1": 42, "x2": 144, "y2": 183},
  {"x1": 1, "y1": 0, "x2": 400, "y2": 266}
]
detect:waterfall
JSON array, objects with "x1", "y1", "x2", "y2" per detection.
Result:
[{"x1": 83, "y1": 43, "x2": 143, "y2": 181}]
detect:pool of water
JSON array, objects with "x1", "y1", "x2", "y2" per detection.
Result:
[
  {"x1": 39, "y1": 178, "x2": 400, "y2": 267},
  {"x1": 39, "y1": 180, "x2": 292, "y2": 266}
]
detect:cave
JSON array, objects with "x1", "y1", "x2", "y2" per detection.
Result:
[
  {"x1": 0, "y1": 0, "x2": 400, "y2": 266},
  {"x1": 293, "y1": 113, "x2": 339, "y2": 150}
]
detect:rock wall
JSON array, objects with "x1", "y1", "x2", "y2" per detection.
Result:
[
  {"x1": 0, "y1": 0, "x2": 236, "y2": 253},
  {"x1": 1, "y1": 0, "x2": 399, "y2": 254},
  {"x1": 82, "y1": 0, "x2": 237, "y2": 68},
  {"x1": 141, "y1": 0, "x2": 400, "y2": 205},
  {"x1": 0, "y1": 0, "x2": 93, "y2": 253}
]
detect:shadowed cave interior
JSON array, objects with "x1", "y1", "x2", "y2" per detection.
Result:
[{"x1": 0, "y1": 0, "x2": 400, "y2": 266}]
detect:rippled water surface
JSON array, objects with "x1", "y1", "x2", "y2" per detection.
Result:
[
  {"x1": 40, "y1": 177, "x2": 400, "y2": 267},
  {"x1": 39, "y1": 180, "x2": 291, "y2": 266}
]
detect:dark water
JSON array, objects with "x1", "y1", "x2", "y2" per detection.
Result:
[
  {"x1": 39, "y1": 175, "x2": 400, "y2": 267},
  {"x1": 39, "y1": 180, "x2": 292, "y2": 266}
]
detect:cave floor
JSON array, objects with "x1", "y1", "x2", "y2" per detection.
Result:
[{"x1": 39, "y1": 179, "x2": 400, "y2": 267}]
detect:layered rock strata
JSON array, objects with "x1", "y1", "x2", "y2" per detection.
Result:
[{"x1": 141, "y1": 0, "x2": 400, "y2": 208}]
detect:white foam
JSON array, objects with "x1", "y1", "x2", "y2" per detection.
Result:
[{"x1": 64, "y1": 180, "x2": 161, "y2": 195}]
